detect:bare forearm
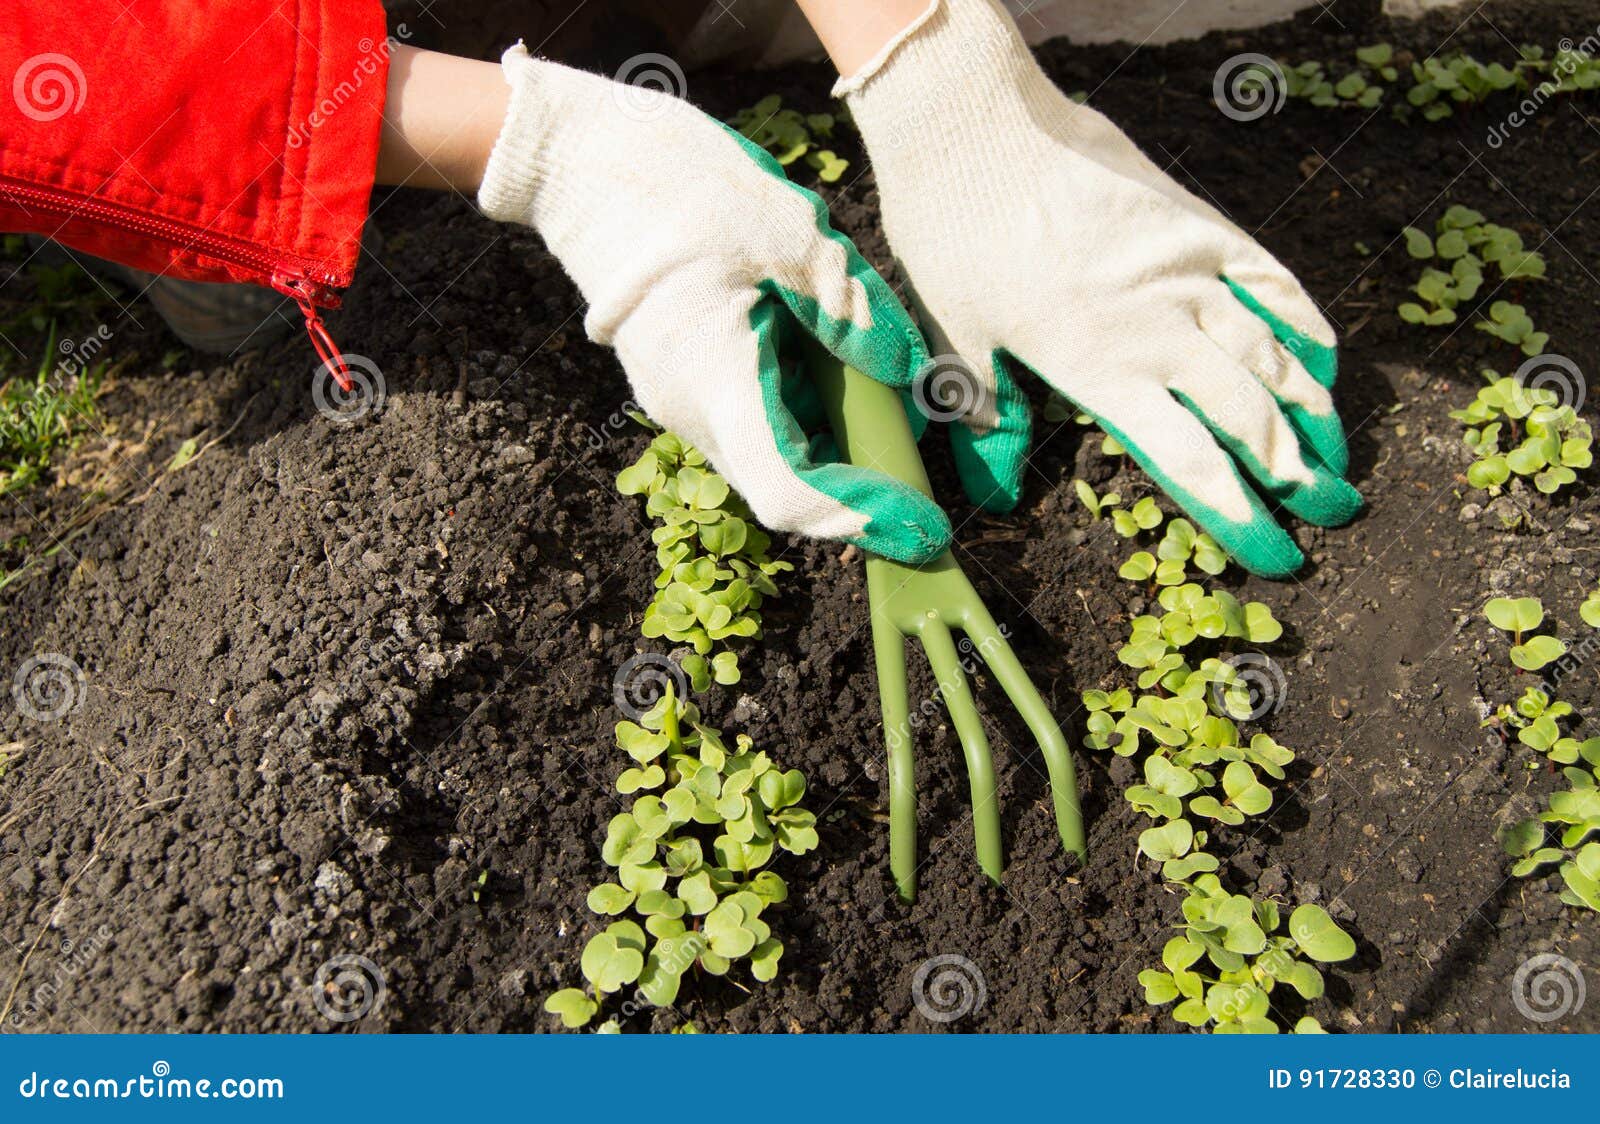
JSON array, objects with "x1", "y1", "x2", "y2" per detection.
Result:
[
  {"x1": 375, "y1": 45, "x2": 509, "y2": 192},
  {"x1": 792, "y1": 0, "x2": 934, "y2": 76}
]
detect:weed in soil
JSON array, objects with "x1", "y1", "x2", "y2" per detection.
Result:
[{"x1": 0, "y1": 331, "x2": 103, "y2": 497}]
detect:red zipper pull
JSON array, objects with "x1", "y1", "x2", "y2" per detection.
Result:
[{"x1": 274, "y1": 272, "x2": 354, "y2": 393}]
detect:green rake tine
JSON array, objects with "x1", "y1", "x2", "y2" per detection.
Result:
[{"x1": 917, "y1": 616, "x2": 1004, "y2": 881}]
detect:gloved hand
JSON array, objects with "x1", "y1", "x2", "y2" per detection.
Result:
[
  {"x1": 478, "y1": 45, "x2": 950, "y2": 563},
  {"x1": 836, "y1": 0, "x2": 1362, "y2": 577}
]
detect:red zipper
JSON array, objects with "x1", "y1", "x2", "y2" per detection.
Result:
[{"x1": 0, "y1": 177, "x2": 356, "y2": 391}]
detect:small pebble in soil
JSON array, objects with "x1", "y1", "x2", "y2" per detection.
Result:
[
  {"x1": 1393, "y1": 849, "x2": 1424, "y2": 884},
  {"x1": 1257, "y1": 864, "x2": 1288, "y2": 897},
  {"x1": 1330, "y1": 697, "x2": 1351, "y2": 720}
]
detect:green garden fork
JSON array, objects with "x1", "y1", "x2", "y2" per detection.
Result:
[{"x1": 809, "y1": 348, "x2": 1086, "y2": 900}]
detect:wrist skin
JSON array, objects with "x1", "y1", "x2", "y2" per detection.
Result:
[
  {"x1": 793, "y1": 0, "x2": 936, "y2": 76},
  {"x1": 375, "y1": 45, "x2": 509, "y2": 192}
]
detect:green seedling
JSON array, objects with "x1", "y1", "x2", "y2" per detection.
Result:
[
  {"x1": 1140, "y1": 889, "x2": 1353, "y2": 1034},
  {"x1": 549, "y1": 426, "x2": 812, "y2": 1031},
  {"x1": 1404, "y1": 51, "x2": 1523, "y2": 120},
  {"x1": 1083, "y1": 512, "x2": 1351, "y2": 1032},
  {"x1": 1398, "y1": 206, "x2": 1545, "y2": 343},
  {"x1": 1278, "y1": 41, "x2": 1594, "y2": 120},
  {"x1": 619, "y1": 425, "x2": 793, "y2": 687},
  {"x1": 1044, "y1": 395, "x2": 1125, "y2": 455},
  {"x1": 1580, "y1": 585, "x2": 1600, "y2": 629},
  {"x1": 1280, "y1": 45, "x2": 1395, "y2": 109},
  {"x1": 1474, "y1": 301, "x2": 1548, "y2": 357},
  {"x1": 1073, "y1": 479, "x2": 1121, "y2": 520},
  {"x1": 727, "y1": 94, "x2": 850, "y2": 182},
  {"x1": 546, "y1": 686, "x2": 817, "y2": 1028},
  {"x1": 1531, "y1": 43, "x2": 1600, "y2": 94},
  {"x1": 1491, "y1": 685, "x2": 1599, "y2": 766},
  {"x1": 1452, "y1": 370, "x2": 1590, "y2": 497},
  {"x1": 1111, "y1": 496, "x2": 1163, "y2": 538},
  {"x1": 1501, "y1": 737, "x2": 1600, "y2": 913},
  {"x1": 1484, "y1": 596, "x2": 1567, "y2": 670}
]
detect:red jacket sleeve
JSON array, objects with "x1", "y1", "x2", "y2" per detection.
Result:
[{"x1": 0, "y1": 0, "x2": 388, "y2": 311}]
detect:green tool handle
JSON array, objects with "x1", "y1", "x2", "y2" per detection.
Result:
[{"x1": 806, "y1": 346, "x2": 935, "y2": 501}]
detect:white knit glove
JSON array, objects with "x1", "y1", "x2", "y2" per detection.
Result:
[
  {"x1": 837, "y1": 0, "x2": 1362, "y2": 577},
  {"x1": 478, "y1": 45, "x2": 949, "y2": 563}
]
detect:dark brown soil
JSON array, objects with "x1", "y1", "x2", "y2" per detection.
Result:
[{"x1": 3, "y1": 1, "x2": 1597, "y2": 1033}]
